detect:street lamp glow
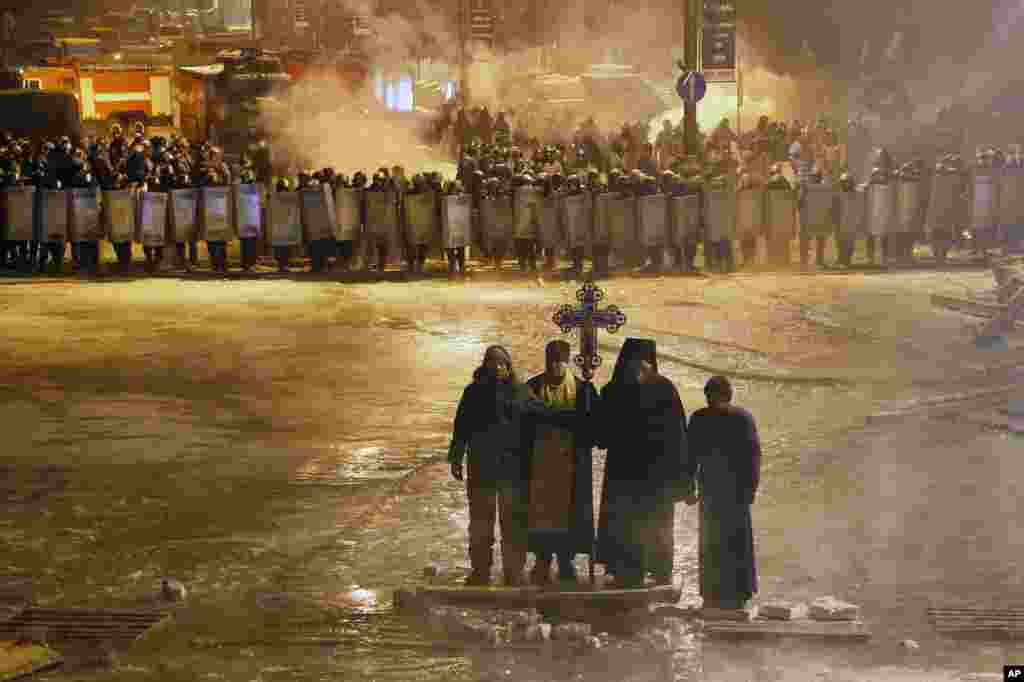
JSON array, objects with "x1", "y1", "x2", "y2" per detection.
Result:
[{"x1": 113, "y1": 52, "x2": 123, "y2": 61}]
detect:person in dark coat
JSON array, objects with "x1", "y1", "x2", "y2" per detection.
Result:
[
  {"x1": 685, "y1": 376, "x2": 761, "y2": 609},
  {"x1": 523, "y1": 340, "x2": 599, "y2": 585},
  {"x1": 595, "y1": 338, "x2": 692, "y2": 587},
  {"x1": 449, "y1": 346, "x2": 547, "y2": 587}
]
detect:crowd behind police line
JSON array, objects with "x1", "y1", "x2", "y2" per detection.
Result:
[{"x1": 3, "y1": 113, "x2": 1021, "y2": 279}]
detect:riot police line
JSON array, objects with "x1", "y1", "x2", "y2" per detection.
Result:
[{"x1": 2, "y1": 162, "x2": 1020, "y2": 279}]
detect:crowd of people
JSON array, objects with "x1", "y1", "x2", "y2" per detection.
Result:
[
  {"x1": 1, "y1": 108, "x2": 1017, "y2": 280},
  {"x1": 448, "y1": 338, "x2": 761, "y2": 607}
]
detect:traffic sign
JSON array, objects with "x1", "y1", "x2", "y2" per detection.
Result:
[{"x1": 676, "y1": 71, "x2": 707, "y2": 105}]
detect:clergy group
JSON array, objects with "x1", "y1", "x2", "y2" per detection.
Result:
[{"x1": 448, "y1": 339, "x2": 763, "y2": 610}]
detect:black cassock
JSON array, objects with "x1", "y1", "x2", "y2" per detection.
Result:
[
  {"x1": 687, "y1": 405, "x2": 762, "y2": 607},
  {"x1": 594, "y1": 342, "x2": 691, "y2": 586}
]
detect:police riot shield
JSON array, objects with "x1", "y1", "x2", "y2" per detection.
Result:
[
  {"x1": 404, "y1": 191, "x2": 439, "y2": 247},
  {"x1": 764, "y1": 189, "x2": 797, "y2": 240},
  {"x1": 365, "y1": 190, "x2": 399, "y2": 246},
  {"x1": 138, "y1": 192, "x2": 168, "y2": 247},
  {"x1": 234, "y1": 183, "x2": 264, "y2": 240},
  {"x1": 440, "y1": 194, "x2": 471, "y2": 249},
  {"x1": 267, "y1": 191, "x2": 303, "y2": 248},
  {"x1": 300, "y1": 185, "x2": 337, "y2": 243},
  {"x1": 200, "y1": 186, "x2": 234, "y2": 242},
  {"x1": 894, "y1": 179, "x2": 925, "y2": 234},
  {"x1": 736, "y1": 189, "x2": 765, "y2": 239},
  {"x1": 837, "y1": 188, "x2": 868, "y2": 239},
  {"x1": 636, "y1": 194, "x2": 668, "y2": 248},
  {"x1": 999, "y1": 167, "x2": 1024, "y2": 247},
  {"x1": 537, "y1": 194, "x2": 562, "y2": 249},
  {"x1": 103, "y1": 190, "x2": 136, "y2": 243},
  {"x1": 480, "y1": 195, "x2": 515, "y2": 253},
  {"x1": 704, "y1": 186, "x2": 737, "y2": 242},
  {"x1": 592, "y1": 194, "x2": 613, "y2": 246},
  {"x1": 334, "y1": 187, "x2": 362, "y2": 243},
  {"x1": 1, "y1": 186, "x2": 36, "y2": 242},
  {"x1": 971, "y1": 170, "x2": 1000, "y2": 236},
  {"x1": 38, "y1": 189, "x2": 69, "y2": 243},
  {"x1": 168, "y1": 188, "x2": 198, "y2": 243},
  {"x1": 669, "y1": 195, "x2": 700, "y2": 245},
  {"x1": 69, "y1": 187, "x2": 103, "y2": 242},
  {"x1": 513, "y1": 186, "x2": 541, "y2": 240},
  {"x1": 561, "y1": 194, "x2": 592, "y2": 250},
  {"x1": 607, "y1": 195, "x2": 635, "y2": 252},
  {"x1": 866, "y1": 183, "x2": 896, "y2": 237},
  {"x1": 800, "y1": 184, "x2": 838, "y2": 237},
  {"x1": 925, "y1": 174, "x2": 966, "y2": 237}
]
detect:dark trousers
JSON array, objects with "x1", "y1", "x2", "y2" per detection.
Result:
[
  {"x1": 446, "y1": 247, "x2": 466, "y2": 275},
  {"x1": 740, "y1": 237, "x2": 758, "y2": 267},
  {"x1": 309, "y1": 238, "x2": 335, "y2": 273},
  {"x1": 467, "y1": 457, "x2": 527, "y2": 582},
  {"x1": 515, "y1": 239, "x2": 537, "y2": 272},
  {"x1": 568, "y1": 247, "x2": 585, "y2": 274},
  {"x1": 837, "y1": 237, "x2": 855, "y2": 266},
  {"x1": 800, "y1": 234, "x2": 827, "y2": 266},
  {"x1": 407, "y1": 244, "x2": 429, "y2": 273},
  {"x1": 375, "y1": 242, "x2": 390, "y2": 273},
  {"x1": 207, "y1": 241, "x2": 228, "y2": 272},
  {"x1": 240, "y1": 237, "x2": 261, "y2": 271},
  {"x1": 335, "y1": 240, "x2": 355, "y2": 271},
  {"x1": 143, "y1": 246, "x2": 164, "y2": 272},
  {"x1": 709, "y1": 240, "x2": 734, "y2": 273},
  {"x1": 113, "y1": 241, "x2": 133, "y2": 267},
  {"x1": 174, "y1": 242, "x2": 199, "y2": 269},
  {"x1": 866, "y1": 236, "x2": 886, "y2": 264},
  {"x1": 77, "y1": 242, "x2": 100, "y2": 272},
  {"x1": 37, "y1": 241, "x2": 64, "y2": 272},
  {"x1": 273, "y1": 246, "x2": 292, "y2": 272},
  {"x1": 592, "y1": 245, "x2": 611, "y2": 276}
]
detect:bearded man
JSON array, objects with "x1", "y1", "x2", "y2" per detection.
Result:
[{"x1": 523, "y1": 340, "x2": 599, "y2": 585}]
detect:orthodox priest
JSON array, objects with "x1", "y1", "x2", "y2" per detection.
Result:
[
  {"x1": 686, "y1": 376, "x2": 761, "y2": 610},
  {"x1": 595, "y1": 338, "x2": 692, "y2": 587},
  {"x1": 523, "y1": 340, "x2": 599, "y2": 585}
]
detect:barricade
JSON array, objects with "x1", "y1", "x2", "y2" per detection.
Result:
[
  {"x1": 636, "y1": 194, "x2": 668, "y2": 248},
  {"x1": 801, "y1": 184, "x2": 838, "y2": 237},
  {"x1": 103, "y1": 190, "x2": 136, "y2": 243},
  {"x1": 560, "y1": 194, "x2": 592, "y2": 250},
  {"x1": 334, "y1": 187, "x2": 362, "y2": 243},
  {"x1": 404, "y1": 191, "x2": 439, "y2": 247},
  {"x1": 736, "y1": 189, "x2": 765, "y2": 240},
  {"x1": 765, "y1": 188, "x2": 798, "y2": 241},
  {"x1": 1, "y1": 186, "x2": 36, "y2": 242},
  {"x1": 168, "y1": 188, "x2": 198, "y2": 243},
  {"x1": 69, "y1": 187, "x2": 103, "y2": 242},
  {"x1": 138, "y1": 192, "x2": 168, "y2": 247},
  {"x1": 704, "y1": 186, "x2": 737, "y2": 242},
  {"x1": 234, "y1": 183, "x2": 264, "y2": 240},
  {"x1": 38, "y1": 189, "x2": 69, "y2": 243},
  {"x1": 200, "y1": 186, "x2": 235, "y2": 242},
  {"x1": 267, "y1": 191, "x2": 303, "y2": 248},
  {"x1": 440, "y1": 194, "x2": 471, "y2": 249}
]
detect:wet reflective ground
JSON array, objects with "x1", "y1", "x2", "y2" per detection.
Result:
[{"x1": 0, "y1": 269, "x2": 1021, "y2": 681}]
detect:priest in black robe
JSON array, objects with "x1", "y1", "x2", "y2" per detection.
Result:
[
  {"x1": 686, "y1": 376, "x2": 761, "y2": 609},
  {"x1": 595, "y1": 338, "x2": 692, "y2": 587}
]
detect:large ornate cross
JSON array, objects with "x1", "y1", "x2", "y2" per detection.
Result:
[{"x1": 551, "y1": 280, "x2": 627, "y2": 384}]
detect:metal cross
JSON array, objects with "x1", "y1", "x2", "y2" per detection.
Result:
[{"x1": 551, "y1": 280, "x2": 627, "y2": 383}]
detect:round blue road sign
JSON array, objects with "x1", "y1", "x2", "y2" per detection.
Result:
[{"x1": 676, "y1": 71, "x2": 707, "y2": 105}]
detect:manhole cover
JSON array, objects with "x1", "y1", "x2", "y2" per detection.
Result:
[{"x1": 0, "y1": 608, "x2": 171, "y2": 645}]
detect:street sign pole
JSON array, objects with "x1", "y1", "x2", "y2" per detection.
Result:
[{"x1": 684, "y1": 0, "x2": 699, "y2": 160}]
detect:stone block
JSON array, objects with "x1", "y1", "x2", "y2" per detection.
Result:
[
  {"x1": 758, "y1": 600, "x2": 806, "y2": 621},
  {"x1": 809, "y1": 596, "x2": 860, "y2": 621},
  {"x1": 552, "y1": 622, "x2": 592, "y2": 641}
]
